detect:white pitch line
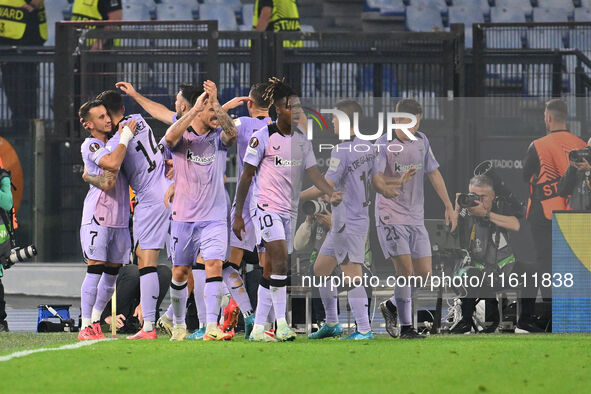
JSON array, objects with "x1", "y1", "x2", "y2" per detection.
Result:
[{"x1": 0, "y1": 339, "x2": 113, "y2": 362}]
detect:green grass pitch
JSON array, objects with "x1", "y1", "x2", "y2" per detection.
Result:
[{"x1": 1, "y1": 333, "x2": 590, "y2": 393}]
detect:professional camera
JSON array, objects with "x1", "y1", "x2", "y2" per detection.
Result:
[
  {"x1": 302, "y1": 200, "x2": 330, "y2": 216},
  {"x1": 2, "y1": 245, "x2": 37, "y2": 270},
  {"x1": 457, "y1": 192, "x2": 481, "y2": 208},
  {"x1": 474, "y1": 160, "x2": 523, "y2": 213},
  {"x1": 569, "y1": 146, "x2": 591, "y2": 163}
]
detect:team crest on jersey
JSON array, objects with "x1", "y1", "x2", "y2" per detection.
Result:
[
  {"x1": 328, "y1": 158, "x2": 340, "y2": 172},
  {"x1": 249, "y1": 137, "x2": 259, "y2": 148},
  {"x1": 89, "y1": 142, "x2": 100, "y2": 153}
]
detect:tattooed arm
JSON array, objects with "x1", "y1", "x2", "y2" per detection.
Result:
[
  {"x1": 203, "y1": 80, "x2": 238, "y2": 147},
  {"x1": 82, "y1": 167, "x2": 118, "y2": 191},
  {"x1": 164, "y1": 92, "x2": 206, "y2": 148}
]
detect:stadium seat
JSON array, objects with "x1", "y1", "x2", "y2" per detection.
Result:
[
  {"x1": 378, "y1": 0, "x2": 405, "y2": 16},
  {"x1": 126, "y1": 0, "x2": 156, "y2": 5},
  {"x1": 583, "y1": 0, "x2": 591, "y2": 8},
  {"x1": 487, "y1": 7, "x2": 528, "y2": 49},
  {"x1": 451, "y1": 0, "x2": 490, "y2": 13},
  {"x1": 242, "y1": 4, "x2": 254, "y2": 27},
  {"x1": 199, "y1": 4, "x2": 238, "y2": 31},
  {"x1": 409, "y1": 0, "x2": 448, "y2": 12},
  {"x1": 123, "y1": 3, "x2": 153, "y2": 21},
  {"x1": 45, "y1": 0, "x2": 69, "y2": 46},
  {"x1": 156, "y1": 3, "x2": 196, "y2": 21},
  {"x1": 574, "y1": 8, "x2": 591, "y2": 22},
  {"x1": 448, "y1": 6, "x2": 485, "y2": 47},
  {"x1": 494, "y1": 0, "x2": 532, "y2": 14},
  {"x1": 532, "y1": 7, "x2": 570, "y2": 22},
  {"x1": 203, "y1": 0, "x2": 242, "y2": 14},
  {"x1": 490, "y1": 7, "x2": 527, "y2": 23},
  {"x1": 301, "y1": 25, "x2": 315, "y2": 32},
  {"x1": 406, "y1": 5, "x2": 444, "y2": 31},
  {"x1": 449, "y1": 6, "x2": 485, "y2": 24},
  {"x1": 158, "y1": 0, "x2": 197, "y2": 7},
  {"x1": 536, "y1": 0, "x2": 575, "y2": 12}
]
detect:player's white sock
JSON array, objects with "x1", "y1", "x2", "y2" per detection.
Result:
[
  {"x1": 206, "y1": 322, "x2": 217, "y2": 332},
  {"x1": 91, "y1": 308, "x2": 102, "y2": 323},
  {"x1": 276, "y1": 317, "x2": 288, "y2": 328},
  {"x1": 170, "y1": 279, "x2": 188, "y2": 325},
  {"x1": 82, "y1": 317, "x2": 92, "y2": 328},
  {"x1": 143, "y1": 321, "x2": 154, "y2": 332},
  {"x1": 252, "y1": 323, "x2": 265, "y2": 334}
]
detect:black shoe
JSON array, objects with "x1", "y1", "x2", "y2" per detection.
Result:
[
  {"x1": 481, "y1": 321, "x2": 499, "y2": 334},
  {"x1": 450, "y1": 319, "x2": 472, "y2": 334},
  {"x1": 516, "y1": 319, "x2": 544, "y2": 333},
  {"x1": 379, "y1": 300, "x2": 399, "y2": 338},
  {"x1": 399, "y1": 327, "x2": 426, "y2": 339},
  {"x1": 0, "y1": 320, "x2": 9, "y2": 332}
]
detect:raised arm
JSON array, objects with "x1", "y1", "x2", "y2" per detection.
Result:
[
  {"x1": 116, "y1": 82, "x2": 175, "y2": 125},
  {"x1": 203, "y1": 80, "x2": 238, "y2": 147},
  {"x1": 98, "y1": 119, "x2": 137, "y2": 172},
  {"x1": 164, "y1": 92, "x2": 206, "y2": 148},
  {"x1": 222, "y1": 96, "x2": 250, "y2": 113}
]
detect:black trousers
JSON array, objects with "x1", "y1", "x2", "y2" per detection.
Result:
[
  {"x1": 0, "y1": 62, "x2": 39, "y2": 131},
  {"x1": 520, "y1": 219, "x2": 552, "y2": 318},
  {"x1": 0, "y1": 279, "x2": 6, "y2": 322},
  {"x1": 101, "y1": 264, "x2": 172, "y2": 331},
  {"x1": 461, "y1": 297, "x2": 499, "y2": 324}
]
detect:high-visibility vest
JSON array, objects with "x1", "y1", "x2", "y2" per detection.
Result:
[
  {"x1": 0, "y1": 0, "x2": 47, "y2": 42},
  {"x1": 526, "y1": 131, "x2": 587, "y2": 220},
  {"x1": 71, "y1": 0, "x2": 120, "y2": 46},
  {"x1": 0, "y1": 155, "x2": 17, "y2": 229},
  {"x1": 71, "y1": 0, "x2": 102, "y2": 22},
  {"x1": 253, "y1": 0, "x2": 302, "y2": 48}
]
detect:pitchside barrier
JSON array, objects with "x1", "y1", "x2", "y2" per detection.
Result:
[{"x1": 552, "y1": 211, "x2": 591, "y2": 333}]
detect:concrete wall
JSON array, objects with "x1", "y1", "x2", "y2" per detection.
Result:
[{"x1": 2, "y1": 263, "x2": 85, "y2": 298}]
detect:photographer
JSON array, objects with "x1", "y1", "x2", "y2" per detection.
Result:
[
  {"x1": 294, "y1": 196, "x2": 332, "y2": 327},
  {"x1": 0, "y1": 164, "x2": 14, "y2": 332},
  {"x1": 451, "y1": 175, "x2": 521, "y2": 334},
  {"x1": 558, "y1": 139, "x2": 591, "y2": 210}
]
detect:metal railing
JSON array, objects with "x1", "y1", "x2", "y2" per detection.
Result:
[
  {"x1": 472, "y1": 22, "x2": 591, "y2": 99},
  {"x1": 2, "y1": 22, "x2": 591, "y2": 262}
]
